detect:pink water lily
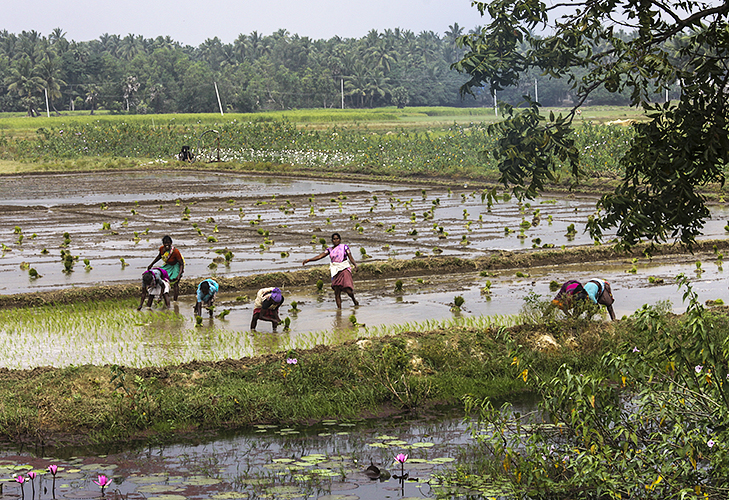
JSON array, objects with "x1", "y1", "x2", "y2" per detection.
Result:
[
  {"x1": 394, "y1": 453, "x2": 409, "y2": 481},
  {"x1": 93, "y1": 474, "x2": 112, "y2": 495},
  {"x1": 27, "y1": 471, "x2": 36, "y2": 480},
  {"x1": 15, "y1": 475, "x2": 25, "y2": 484},
  {"x1": 48, "y1": 464, "x2": 58, "y2": 475}
]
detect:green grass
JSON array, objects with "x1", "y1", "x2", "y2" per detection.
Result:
[
  {"x1": 0, "y1": 108, "x2": 644, "y2": 183},
  {"x1": 0, "y1": 314, "x2": 627, "y2": 446}
]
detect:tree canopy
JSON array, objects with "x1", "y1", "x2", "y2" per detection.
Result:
[{"x1": 453, "y1": 0, "x2": 729, "y2": 250}]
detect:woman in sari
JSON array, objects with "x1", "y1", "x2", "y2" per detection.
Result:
[
  {"x1": 147, "y1": 235, "x2": 185, "y2": 301},
  {"x1": 303, "y1": 232, "x2": 359, "y2": 308}
]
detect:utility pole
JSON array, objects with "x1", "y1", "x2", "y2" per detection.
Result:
[
  {"x1": 341, "y1": 78, "x2": 344, "y2": 109},
  {"x1": 45, "y1": 88, "x2": 50, "y2": 117},
  {"x1": 214, "y1": 82, "x2": 224, "y2": 116},
  {"x1": 535, "y1": 78, "x2": 538, "y2": 103}
]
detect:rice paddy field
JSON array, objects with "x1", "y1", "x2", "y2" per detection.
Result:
[{"x1": 1, "y1": 106, "x2": 728, "y2": 500}]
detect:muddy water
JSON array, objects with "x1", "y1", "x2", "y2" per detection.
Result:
[
  {"x1": 4, "y1": 170, "x2": 729, "y2": 295},
  {"x1": 0, "y1": 403, "x2": 533, "y2": 500}
]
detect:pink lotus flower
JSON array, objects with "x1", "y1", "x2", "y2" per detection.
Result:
[
  {"x1": 27, "y1": 471, "x2": 36, "y2": 480},
  {"x1": 394, "y1": 453, "x2": 409, "y2": 481},
  {"x1": 93, "y1": 474, "x2": 112, "y2": 495},
  {"x1": 48, "y1": 464, "x2": 58, "y2": 475},
  {"x1": 15, "y1": 475, "x2": 25, "y2": 484}
]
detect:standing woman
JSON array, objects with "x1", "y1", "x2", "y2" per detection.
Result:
[
  {"x1": 303, "y1": 232, "x2": 359, "y2": 308},
  {"x1": 148, "y1": 235, "x2": 185, "y2": 301}
]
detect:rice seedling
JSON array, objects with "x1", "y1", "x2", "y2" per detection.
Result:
[
  {"x1": 83, "y1": 258, "x2": 92, "y2": 271},
  {"x1": 28, "y1": 268, "x2": 40, "y2": 278},
  {"x1": 316, "y1": 279, "x2": 324, "y2": 291},
  {"x1": 395, "y1": 279, "x2": 403, "y2": 292},
  {"x1": 120, "y1": 257, "x2": 128, "y2": 268},
  {"x1": 452, "y1": 296, "x2": 465, "y2": 311},
  {"x1": 60, "y1": 249, "x2": 75, "y2": 273},
  {"x1": 566, "y1": 223, "x2": 577, "y2": 237}
]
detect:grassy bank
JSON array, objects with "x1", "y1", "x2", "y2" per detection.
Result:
[{"x1": 1, "y1": 314, "x2": 624, "y2": 448}]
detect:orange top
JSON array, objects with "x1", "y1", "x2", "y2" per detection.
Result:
[{"x1": 159, "y1": 245, "x2": 184, "y2": 265}]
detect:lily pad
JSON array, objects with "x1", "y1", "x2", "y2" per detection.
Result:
[
  {"x1": 185, "y1": 476, "x2": 222, "y2": 486},
  {"x1": 316, "y1": 495, "x2": 360, "y2": 500},
  {"x1": 137, "y1": 485, "x2": 184, "y2": 493}
]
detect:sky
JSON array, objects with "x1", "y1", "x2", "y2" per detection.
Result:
[{"x1": 4, "y1": 0, "x2": 486, "y2": 46}]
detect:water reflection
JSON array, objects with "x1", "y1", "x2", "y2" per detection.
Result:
[{"x1": 0, "y1": 405, "x2": 523, "y2": 500}]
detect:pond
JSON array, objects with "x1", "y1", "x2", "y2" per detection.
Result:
[{"x1": 0, "y1": 402, "x2": 536, "y2": 500}]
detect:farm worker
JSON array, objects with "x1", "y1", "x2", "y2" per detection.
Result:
[
  {"x1": 551, "y1": 280, "x2": 587, "y2": 313},
  {"x1": 251, "y1": 287, "x2": 284, "y2": 331},
  {"x1": 583, "y1": 278, "x2": 616, "y2": 320},
  {"x1": 138, "y1": 267, "x2": 171, "y2": 310},
  {"x1": 194, "y1": 278, "x2": 219, "y2": 317},
  {"x1": 178, "y1": 145, "x2": 194, "y2": 162},
  {"x1": 302, "y1": 232, "x2": 359, "y2": 308},
  {"x1": 147, "y1": 235, "x2": 185, "y2": 301}
]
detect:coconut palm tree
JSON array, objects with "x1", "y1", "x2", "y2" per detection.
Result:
[
  {"x1": 36, "y1": 56, "x2": 66, "y2": 114},
  {"x1": 5, "y1": 56, "x2": 44, "y2": 116}
]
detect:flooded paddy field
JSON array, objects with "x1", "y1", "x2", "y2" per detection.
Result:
[
  {"x1": 1, "y1": 170, "x2": 728, "y2": 369},
  {"x1": 4, "y1": 170, "x2": 729, "y2": 295}
]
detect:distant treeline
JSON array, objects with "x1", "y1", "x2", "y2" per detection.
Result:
[{"x1": 1, "y1": 25, "x2": 660, "y2": 116}]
